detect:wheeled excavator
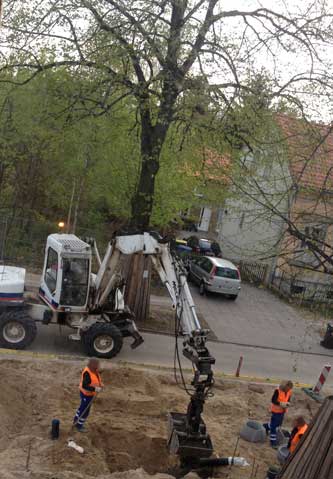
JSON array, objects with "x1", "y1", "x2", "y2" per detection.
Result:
[{"x1": 0, "y1": 231, "x2": 224, "y2": 470}]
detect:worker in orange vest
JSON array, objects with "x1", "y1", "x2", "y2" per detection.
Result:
[
  {"x1": 73, "y1": 358, "x2": 103, "y2": 432},
  {"x1": 263, "y1": 380, "x2": 293, "y2": 448},
  {"x1": 288, "y1": 416, "x2": 308, "y2": 454}
]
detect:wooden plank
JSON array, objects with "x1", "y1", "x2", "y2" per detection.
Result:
[
  {"x1": 279, "y1": 396, "x2": 333, "y2": 479},
  {"x1": 123, "y1": 253, "x2": 151, "y2": 323}
]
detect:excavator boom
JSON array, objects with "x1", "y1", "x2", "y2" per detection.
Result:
[{"x1": 93, "y1": 232, "x2": 215, "y2": 466}]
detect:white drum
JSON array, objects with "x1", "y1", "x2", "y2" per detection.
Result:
[{"x1": 0, "y1": 265, "x2": 26, "y2": 301}]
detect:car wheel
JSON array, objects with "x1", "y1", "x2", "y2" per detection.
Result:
[
  {"x1": 199, "y1": 282, "x2": 206, "y2": 296},
  {"x1": 229, "y1": 294, "x2": 238, "y2": 301},
  {"x1": 82, "y1": 323, "x2": 123, "y2": 358},
  {"x1": 0, "y1": 309, "x2": 37, "y2": 349}
]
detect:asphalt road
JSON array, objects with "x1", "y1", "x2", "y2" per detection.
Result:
[
  {"x1": 22, "y1": 274, "x2": 333, "y2": 389},
  {"x1": 189, "y1": 282, "x2": 326, "y2": 355},
  {"x1": 25, "y1": 322, "x2": 333, "y2": 389}
]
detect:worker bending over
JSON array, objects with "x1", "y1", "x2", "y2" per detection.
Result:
[
  {"x1": 73, "y1": 358, "x2": 103, "y2": 432},
  {"x1": 264, "y1": 380, "x2": 293, "y2": 448},
  {"x1": 288, "y1": 416, "x2": 308, "y2": 454}
]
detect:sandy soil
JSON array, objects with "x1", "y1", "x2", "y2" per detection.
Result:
[{"x1": 0, "y1": 359, "x2": 321, "y2": 479}]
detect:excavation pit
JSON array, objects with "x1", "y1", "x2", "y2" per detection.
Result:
[
  {"x1": 0, "y1": 358, "x2": 321, "y2": 479},
  {"x1": 90, "y1": 428, "x2": 174, "y2": 474}
]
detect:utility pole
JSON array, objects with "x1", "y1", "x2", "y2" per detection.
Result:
[{"x1": 66, "y1": 179, "x2": 76, "y2": 234}]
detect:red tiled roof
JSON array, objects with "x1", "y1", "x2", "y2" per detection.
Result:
[
  {"x1": 276, "y1": 114, "x2": 333, "y2": 191},
  {"x1": 194, "y1": 147, "x2": 231, "y2": 182}
]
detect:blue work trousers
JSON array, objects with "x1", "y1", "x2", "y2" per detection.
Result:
[
  {"x1": 264, "y1": 412, "x2": 285, "y2": 446},
  {"x1": 73, "y1": 392, "x2": 94, "y2": 429}
]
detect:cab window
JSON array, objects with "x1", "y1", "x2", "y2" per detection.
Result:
[
  {"x1": 60, "y1": 257, "x2": 89, "y2": 306},
  {"x1": 45, "y1": 248, "x2": 58, "y2": 293}
]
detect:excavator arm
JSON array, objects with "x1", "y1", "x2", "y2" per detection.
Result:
[{"x1": 93, "y1": 232, "x2": 215, "y2": 466}]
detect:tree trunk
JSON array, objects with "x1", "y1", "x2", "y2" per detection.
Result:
[
  {"x1": 128, "y1": 83, "x2": 178, "y2": 320},
  {"x1": 130, "y1": 81, "x2": 178, "y2": 229},
  {"x1": 130, "y1": 103, "x2": 162, "y2": 229},
  {"x1": 131, "y1": 154, "x2": 159, "y2": 229}
]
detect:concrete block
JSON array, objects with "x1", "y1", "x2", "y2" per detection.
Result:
[{"x1": 240, "y1": 420, "x2": 266, "y2": 443}]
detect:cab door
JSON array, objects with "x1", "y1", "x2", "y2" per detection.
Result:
[{"x1": 42, "y1": 247, "x2": 61, "y2": 306}]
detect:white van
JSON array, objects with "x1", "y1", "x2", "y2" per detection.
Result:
[{"x1": 189, "y1": 256, "x2": 241, "y2": 300}]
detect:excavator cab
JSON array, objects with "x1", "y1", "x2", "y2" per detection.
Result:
[{"x1": 39, "y1": 234, "x2": 92, "y2": 311}]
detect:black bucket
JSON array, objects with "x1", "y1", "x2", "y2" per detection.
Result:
[
  {"x1": 51, "y1": 419, "x2": 60, "y2": 440},
  {"x1": 266, "y1": 465, "x2": 280, "y2": 479}
]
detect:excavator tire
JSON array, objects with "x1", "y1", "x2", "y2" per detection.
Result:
[
  {"x1": 0, "y1": 309, "x2": 37, "y2": 349},
  {"x1": 82, "y1": 322, "x2": 123, "y2": 359}
]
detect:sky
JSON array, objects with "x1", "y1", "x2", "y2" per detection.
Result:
[
  {"x1": 207, "y1": 0, "x2": 333, "y2": 121},
  {"x1": 2, "y1": 0, "x2": 333, "y2": 121}
]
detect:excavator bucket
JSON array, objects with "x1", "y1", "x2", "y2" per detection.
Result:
[{"x1": 167, "y1": 412, "x2": 213, "y2": 464}]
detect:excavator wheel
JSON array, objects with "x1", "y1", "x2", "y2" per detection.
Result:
[
  {"x1": 82, "y1": 322, "x2": 123, "y2": 359},
  {"x1": 0, "y1": 309, "x2": 37, "y2": 350}
]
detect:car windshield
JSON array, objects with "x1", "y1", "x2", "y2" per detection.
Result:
[
  {"x1": 199, "y1": 240, "x2": 211, "y2": 249},
  {"x1": 215, "y1": 267, "x2": 239, "y2": 279}
]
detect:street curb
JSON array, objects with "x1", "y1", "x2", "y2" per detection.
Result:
[
  {"x1": 117, "y1": 360, "x2": 312, "y2": 388},
  {"x1": 0, "y1": 347, "x2": 85, "y2": 361},
  {"x1": 141, "y1": 329, "x2": 333, "y2": 358},
  {"x1": 0, "y1": 348, "x2": 313, "y2": 389}
]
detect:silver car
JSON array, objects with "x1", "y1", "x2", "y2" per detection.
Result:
[{"x1": 189, "y1": 256, "x2": 241, "y2": 300}]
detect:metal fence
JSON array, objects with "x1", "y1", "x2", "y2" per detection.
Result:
[
  {"x1": 229, "y1": 258, "x2": 333, "y2": 307},
  {"x1": 271, "y1": 269, "x2": 333, "y2": 305},
  {"x1": 234, "y1": 259, "x2": 269, "y2": 285}
]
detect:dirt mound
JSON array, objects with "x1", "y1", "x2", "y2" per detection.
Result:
[
  {"x1": 4, "y1": 468, "x2": 174, "y2": 479},
  {"x1": 0, "y1": 359, "x2": 321, "y2": 479}
]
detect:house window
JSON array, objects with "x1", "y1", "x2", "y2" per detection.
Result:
[
  {"x1": 300, "y1": 224, "x2": 327, "y2": 249},
  {"x1": 292, "y1": 223, "x2": 327, "y2": 268},
  {"x1": 304, "y1": 225, "x2": 327, "y2": 242},
  {"x1": 292, "y1": 249, "x2": 320, "y2": 268}
]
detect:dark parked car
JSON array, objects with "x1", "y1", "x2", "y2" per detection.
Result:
[
  {"x1": 171, "y1": 239, "x2": 193, "y2": 256},
  {"x1": 186, "y1": 237, "x2": 222, "y2": 257}
]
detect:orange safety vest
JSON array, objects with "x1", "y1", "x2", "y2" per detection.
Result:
[
  {"x1": 79, "y1": 367, "x2": 102, "y2": 397},
  {"x1": 271, "y1": 389, "x2": 292, "y2": 414},
  {"x1": 289, "y1": 424, "x2": 308, "y2": 453}
]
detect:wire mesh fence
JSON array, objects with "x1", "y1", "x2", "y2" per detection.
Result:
[
  {"x1": 231, "y1": 258, "x2": 333, "y2": 308},
  {"x1": 271, "y1": 268, "x2": 333, "y2": 305}
]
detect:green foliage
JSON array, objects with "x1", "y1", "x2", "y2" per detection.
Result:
[{"x1": 0, "y1": 66, "x2": 229, "y2": 234}]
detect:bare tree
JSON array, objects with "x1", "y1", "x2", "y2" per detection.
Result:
[
  {"x1": 220, "y1": 111, "x2": 333, "y2": 282},
  {"x1": 1, "y1": 0, "x2": 333, "y2": 228}
]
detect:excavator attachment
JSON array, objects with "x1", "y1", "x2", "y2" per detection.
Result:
[{"x1": 168, "y1": 412, "x2": 213, "y2": 463}]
